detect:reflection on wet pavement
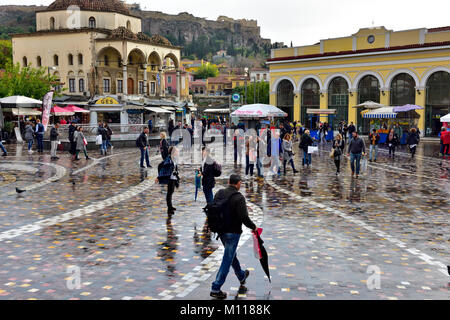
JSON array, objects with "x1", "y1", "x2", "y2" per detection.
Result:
[{"x1": 0, "y1": 141, "x2": 448, "y2": 300}]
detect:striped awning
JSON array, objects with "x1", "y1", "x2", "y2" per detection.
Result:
[{"x1": 363, "y1": 107, "x2": 397, "y2": 119}]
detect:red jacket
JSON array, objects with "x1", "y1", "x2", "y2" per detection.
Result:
[{"x1": 441, "y1": 131, "x2": 450, "y2": 145}]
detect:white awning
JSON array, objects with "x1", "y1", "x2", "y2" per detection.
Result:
[
  {"x1": 189, "y1": 107, "x2": 198, "y2": 112},
  {"x1": 9, "y1": 108, "x2": 42, "y2": 116},
  {"x1": 204, "y1": 109, "x2": 230, "y2": 114},
  {"x1": 144, "y1": 107, "x2": 173, "y2": 114}
]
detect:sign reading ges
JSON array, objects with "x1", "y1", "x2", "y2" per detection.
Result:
[{"x1": 96, "y1": 97, "x2": 120, "y2": 105}]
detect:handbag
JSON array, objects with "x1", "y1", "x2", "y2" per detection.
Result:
[
  {"x1": 95, "y1": 135, "x2": 102, "y2": 145},
  {"x1": 83, "y1": 137, "x2": 88, "y2": 146},
  {"x1": 329, "y1": 149, "x2": 335, "y2": 158}
]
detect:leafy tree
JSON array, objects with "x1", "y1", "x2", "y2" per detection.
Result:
[
  {"x1": 0, "y1": 40, "x2": 12, "y2": 69},
  {"x1": 195, "y1": 64, "x2": 219, "y2": 79},
  {"x1": 0, "y1": 63, "x2": 59, "y2": 100},
  {"x1": 233, "y1": 81, "x2": 269, "y2": 105}
]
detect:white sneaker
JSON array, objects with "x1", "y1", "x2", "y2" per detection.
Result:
[{"x1": 28, "y1": 150, "x2": 33, "y2": 154}]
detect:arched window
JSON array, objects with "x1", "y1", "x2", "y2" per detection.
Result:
[
  {"x1": 36, "y1": 56, "x2": 42, "y2": 67},
  {"x1": 53, "y1": 55, "x2": 59, "y2": 66},
  {"x1": 328, "y1": 77, "x2": 349, "y2": 128},
  {"x1": 22, "y1": 56, "x2": 28, "y2": 67},
  {"x1": 277, "y1": 80, "x2": 294, "y2": 121},
  {"x1": 357, "y1": 75, "x2": 380, "y2": 134},
  {"x1": 425, "y1": 71, "x2": 450, "y2": 136},
  {"x1": 126, "y1": 20, "x2": 131, "y2": 30},
  {"x1": 89, "y1": 17, "x2": 96, "y2": 28},
  {"x1": 78, "y1": 54, "x2": 83, "y2": 65},
  {"x1": 50, "y1": 17, "x2": 55, "y2": 30},
  {"x1": 68, "y1": 54, "x2": 73, "y2": 65},
  {"x1": 390, "y1": 73, "x2": 415, "y2": 106},
  {"x1": 301, "y1": 79, "x2": 320, "y2": 127}
]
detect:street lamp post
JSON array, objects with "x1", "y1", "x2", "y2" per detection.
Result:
[{"x1": 244, "y1": 67, "x2": 249, "y2": 105}]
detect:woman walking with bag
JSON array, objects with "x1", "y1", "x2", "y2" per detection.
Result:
[
  {"x1": 331, "y1": 134, "x2": 345, "y2": 175},
  {"x1": 283, "y1": 134, "x2": 298, "y2": 174},
  {"x1": 407, "y1": 128, "x2": 420, "y2": 159},
  {"x1": 386, "y1": 129, "x2": 399, "y2": 158},
  {"x1": 74, "y1": 126, "x2": 90, "y2": 161}
]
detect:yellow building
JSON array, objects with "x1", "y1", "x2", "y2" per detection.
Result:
[
  {"x1": 181, "y1": 59, "x2": 210, "y2": 73},
  {"x1": 12, "y1": 0, "x2": 182, "y2": 101},
  {"x1": 267, "y1": 26, "x2": 450, "y2": 137}
]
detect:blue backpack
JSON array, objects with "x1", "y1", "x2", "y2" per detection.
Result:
[{"x1": 157, "y1": 157, "x2": 175, "y2": 185}]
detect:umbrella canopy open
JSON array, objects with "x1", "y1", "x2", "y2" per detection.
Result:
[
  {"x1": 363, "y1": 107, "x2": 398, "y2": 119},
  {"x1": 393, "y1": 104, "x2": 424, "y2": 113},
  {"x1": 66, "y1": 105, "x2": 90, "y2": 113},
  {"x1": 231, "y1": 104, "x2": 287, "y2": 118},
  {"x1": 0, "y1": 96, "x2": 42, "y2": 105},
  {"x1": 51, "y1": 106, "x2": 74, "y2": 116},
  {"x1": 354, "y1": 101, "x2": 385, "y2": 109},
  {"x1": 10, "y1": 108, "x2": 41, "y2": 116},
  {"x1": 441, "y1": 113, "x2": 450, "y2": 123}
]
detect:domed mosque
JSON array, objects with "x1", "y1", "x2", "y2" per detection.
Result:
[{"x1": 12, "y1": 0, "x2": 186, "y2": 126}]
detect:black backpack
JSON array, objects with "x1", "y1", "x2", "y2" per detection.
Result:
[{"x1": 204, "y1": 191, "x2": 239, "y2": 238}]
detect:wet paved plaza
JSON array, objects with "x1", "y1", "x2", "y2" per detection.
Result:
[{"x1": 0, "y1": 141, "x2": 448, "y2": 300}]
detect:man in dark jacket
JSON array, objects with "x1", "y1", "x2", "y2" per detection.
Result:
[
  {"x1": 201, "y1": 147, "x2": 221, "y2": 205},
  {"x1": 210, "y1": 174, "x2": 258, "y2": 300},
  {"x1": 69, "y1": 122, "x2": 77, "y2": 158},
  {"x1": 98, "y1": 123, "x2": 108, "y2": 155},
  {"x1": 137, "y1": 128, "x2": 151, "y2": 168},
  {"x1": 407, "y1": 128, "x2": 420, "y2": 158},
  {"x1": 35, "y1": 119, "x2": 45, "y2": 153},
  {"x1": 50, "y1": 123, "x2": 60, "y2": 160},
  {"x1": 299, "y1": 130, "x2": 314, "y2": 167},
  {"x1": 348, "y1": 122, "x2": 356, "y2": 143},
  {"x1": 348, "y1": 131, "x2": 366, "y2": 178}
]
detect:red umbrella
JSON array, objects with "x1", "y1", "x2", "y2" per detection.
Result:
[
  {"x1": 51, "y1": 106, "x2": 75, "y2": 116},
  {"x1": 66, "y1": 105, "x2": 89, "y2": 113}
]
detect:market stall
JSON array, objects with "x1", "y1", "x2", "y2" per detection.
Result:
[
  {"x1": 306, "y1": 109, "x2": 337, "y2": 141},
  {"x1": 231, "y1": 104, "x2": 287, "y2": 131}
]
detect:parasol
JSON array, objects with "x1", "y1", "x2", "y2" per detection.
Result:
[
  {"x1": 392, "y1": 104, "x2": 424, "y2": 113},
  {"x1": 353, "y1": 101, "x2": 385, "y2": 109},
  {"x1": 440, "y1": 113, "x2": 450, "y2": 123},
  {"x1": 66, "y1": 105, "x2": 90, "y2": 113},
  {"x1": 231, "y1": 104, "x2": 287, "y2": 119}
]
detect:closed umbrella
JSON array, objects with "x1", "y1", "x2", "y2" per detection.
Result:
[{"x1": 252, "y1": 228, "x2": 271, "y2": 283}]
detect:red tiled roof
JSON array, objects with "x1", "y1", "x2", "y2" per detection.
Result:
[
  {"x1": 267, "y1": 41, "x2": 450, "y2": 63},
  {"x1": 428, "y1": 26, "x2": 450, "y2": 33}
]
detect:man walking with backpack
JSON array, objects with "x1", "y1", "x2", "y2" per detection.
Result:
[
  {"x1": 208, "y1": 174, "x2": 258, "y2": 300},
  {"x1": 200, "y1": 147, "x2": 222, "y2": 205}
]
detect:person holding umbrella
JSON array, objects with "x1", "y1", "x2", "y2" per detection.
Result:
[{"x1": 210, "y1": 174, "x2": 258, "y2": 300}]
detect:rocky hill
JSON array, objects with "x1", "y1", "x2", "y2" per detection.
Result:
[{"x1": 0, "y1": 4, "x2": 272, "y2": 59}]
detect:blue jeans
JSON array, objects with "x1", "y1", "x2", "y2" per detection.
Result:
[
  {"x1": 212, "y1": 233, "x2": 246, "y2": 292},
  {"x1": 101, "y1": 141, "x2": 107, "y2": 153},
  {"x1": 303, "y1": 150, "x2": 311, "y2": 166},
  {"x1": 28, "y1": 139, "x2": 34, "y2": 151},
  {"x1": 106, "y1": 140, "x2": 112, "y2": 149},
  {"x1": 0, "y1": 141, "x2": 6, "y2": 154},
  {"x1": 140, "y1": 147, "x2": 150, "y2": 167},
  {"x1": 369, "y1": 145, "x2": 378, "y2": 161},
  {"x1": 203, "y1": 186, "x2": 214, "y2": 204},
  {"x1": 350, "y1": 153, "x2": 362, "y2": 175},
  {"x1": 256, "y1": 158, "x2": 264, "y2": 177},
  {"x1": 36, "y1": 134, "x2": 44, "y2": 151}
]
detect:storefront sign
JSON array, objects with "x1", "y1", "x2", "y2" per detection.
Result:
[{"x1": 96, "y1": 97, "x2": 120, "y2": 105}]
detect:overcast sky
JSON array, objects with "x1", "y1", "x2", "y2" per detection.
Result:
[{"x1": 1, "y1": 0, "x2": 449, "y2": 46}]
